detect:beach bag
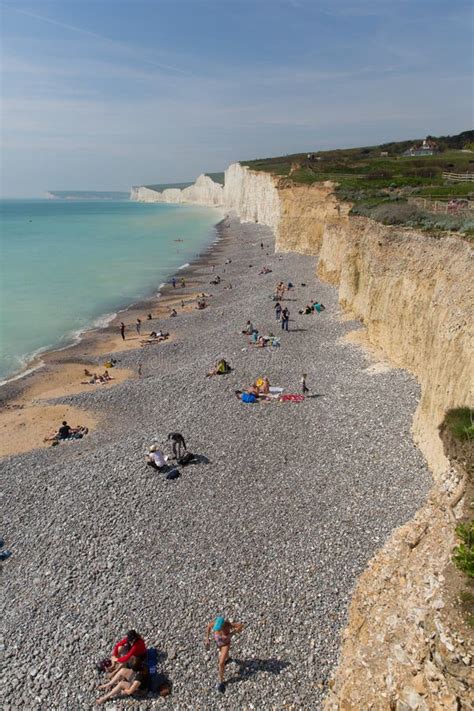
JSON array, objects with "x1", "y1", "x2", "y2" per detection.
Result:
[
  {"x1": 96, "y1": 658, "x2": 112, "y2": 673},
  {"x1": 178, "y1": 451, "x2": 194, "y2": 466},
  {"x1": 166, "y1": 469, "x2": 180, "y2": 480}
]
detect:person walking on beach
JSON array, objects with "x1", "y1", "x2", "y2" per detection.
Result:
[
  {"x1": 301, "y1": 373, "x2": 309, "y2": 395},
  {"x1": 204, "y1": 616, "x2": 244, "y2": 693},
  {"x1": 136, "y1": 318, "x2": 141, "y2": 335},
  {"x1": 120, "y1": 322, "x2": 125, "y2": 340},
  {"x1": 281, "y1": 307, "x2": 290, "y2": 331},
  {"x1": 275, "y1": 302, "x2": 282, "y2": 321},
  {"x1": 172, "y1": 277, "x2": 176, "y2": 288}
]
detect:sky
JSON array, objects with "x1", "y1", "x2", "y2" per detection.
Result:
[{"x1": 1, "y1": 0, "x2": 473, "y2": 196}]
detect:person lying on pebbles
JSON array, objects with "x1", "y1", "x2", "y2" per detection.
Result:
[
  {"x1": 97, "y1": 657, "x2": 149, "y2": 705},
  {"x1": 204, "y1": 616, "x2": 245, "y2": 694},
  {"x1": 140, "y1": 331, "x2": 169, "y2": 345}
]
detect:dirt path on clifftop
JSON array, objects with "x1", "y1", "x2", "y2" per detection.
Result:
[{"x1": 1, "y1": 219, "x2": 432, "y2": 710}]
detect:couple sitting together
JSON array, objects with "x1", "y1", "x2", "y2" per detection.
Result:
[
  {"x1": 96, "y1": 630, "x2": 170, "y2": 704},
  {"x1": 235, "y1": 376, "x2": 271, "y2": 403},
  {"x1": 44, "y1": 420, "x2": 88, "y2": 444}
]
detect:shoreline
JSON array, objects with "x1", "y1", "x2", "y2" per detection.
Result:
[
  {"x1": 0, "y1": 214, "x2": 226, "y2": 399},
  {"x1": 0, "y1": 216, "x2": 227, "y2": 458},
  {"x1": 0, "y1": 206, "x2": 225, "y2": 394}
]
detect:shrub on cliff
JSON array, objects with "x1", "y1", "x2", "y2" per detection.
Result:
[{"x1": 453, "y1": 522, "x2": 474, "y2": 578}]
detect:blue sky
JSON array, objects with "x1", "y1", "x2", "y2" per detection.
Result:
[{"x1": 1, "y1": 0, "x2": 472, "y2": 196}]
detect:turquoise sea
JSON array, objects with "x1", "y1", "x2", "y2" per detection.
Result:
[{"x1": 0, "y1": 199, "x2": 221, "y2": 382}]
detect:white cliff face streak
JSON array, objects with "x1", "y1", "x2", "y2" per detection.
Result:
[
  {"x1": 223, "y1": 163, "x2": 280, "y2": 231},
  {"x1": 130, "y1": 174, "x2": 224, "y2": 207}
]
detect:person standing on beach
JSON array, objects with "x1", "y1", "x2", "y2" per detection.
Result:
[
  {"x1": 275, "y1": 302, "x2": 282, "y2": 321},
  {"x1": 260, "y1": 241, "x2": 264, "y2": 250},
  {"x1": 181, "y1": 277, "x2": 186, "y2": 288},
  {"x1": 136, "y1": 318, "x2": 141, "y2": 335},
  {"x1": 301, "y1": 373, "x2": 309, "y2": 395},
  {"x1": 204, "y1": 616, "x2": 244, "y2": 693},
  {"x1": 172, "y1": 277, "x2": 176, "y2": 288},
  {"x1": 120, "y1": 322, "x2": 125, "y2": 340},
  {"x1": 281, "y1": 307, "x2": 290, "y2": 331}
]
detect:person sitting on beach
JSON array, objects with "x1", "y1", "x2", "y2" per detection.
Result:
[
  {"x1": 147, "y1": 313, "x2": 152, "y2": 320},
  {"x1": 256, "y1": 335, "x2": 267, "y2": 348},
  {"x1": 97, "y1": 657, "x2": 149, "y2": 705},
  {"x1": 102, "y1": 370, "x2": 112, "y2": 381},
  {"x1": 44, "y1": 421, "x2": 87, "y2": 442},
  {"x1": 146, "y1": 444, "x2": 167, "y2": 470},
  {"x1": 84, "y1": 368, "x2": 93, "y2": 377},
  {"x1": 170, "y1": 308, "x2": 178, "y2": 317},
  {"x1": 196, "y1": 299, "x2": 207, "y2": 310},
  {"x1": 108, "y1": 630, "x2": 147, "y2": 674},
  {"x1": 204, "y1": 616, "x2": 245, "y2": 693},
  {"x1": 207, "y1": 358, "x2": 232, "y2": 377},
  {"x1": 210, "y1": 275, "x2": 221, "y2": 285},
  {"x1": 242, "y1": 320, "x2": 254, "y2": 335},
  {"x1": 258, "y1": 376, "x2": 270, "y2": 394}
]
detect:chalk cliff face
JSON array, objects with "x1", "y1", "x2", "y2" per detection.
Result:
[
  {"x1": 223, "y1": 163, "x2": 280, "y2": 231},
  {"x1": 130, "y1": 174, "x2": 224, "y2": 207}
]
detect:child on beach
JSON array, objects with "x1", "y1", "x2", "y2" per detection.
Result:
[
  {"x1": 204, "y1": 616, "x2": 244, "y2": 693},
  {"x1": 301, "y1": 373, "x2": 309, "y2": 395}
]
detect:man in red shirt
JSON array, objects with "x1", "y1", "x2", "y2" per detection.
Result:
[{"x1": 111, "y1": 630, "x2": 146, "y2": 668}]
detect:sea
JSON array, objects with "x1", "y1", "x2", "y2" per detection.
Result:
[{"x1": 0, "y1": 199, "x2": 222, "y2": 383}]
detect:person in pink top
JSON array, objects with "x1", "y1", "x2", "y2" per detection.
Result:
[{"x1": 204, "y1": 616, "x2": 244, "y2": 694}]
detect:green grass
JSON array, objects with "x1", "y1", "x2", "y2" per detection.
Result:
[
  {"x1": 453, "y1": 522, "x2": 474, "y2": 578},
  {"x1": 444, "y1": 408, "x2": 474, "y2": 441}
]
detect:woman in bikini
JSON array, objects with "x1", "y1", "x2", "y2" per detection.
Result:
[{"x1": 204, "y1": 616, "x2": 244, "y2": 693}]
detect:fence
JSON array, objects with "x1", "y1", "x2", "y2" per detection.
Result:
[
  {"x1": 442, "y1": 172, "x2": 474, "y2": 183},
  {"x1": 408, "y1": 197, "x2": 474, "y2": 216}
]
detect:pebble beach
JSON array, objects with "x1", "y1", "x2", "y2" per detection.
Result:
[{"x1": 1, "y1": 217, "x2": 432, "y2": 710}]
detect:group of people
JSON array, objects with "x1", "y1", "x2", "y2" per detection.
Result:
[
  {"x1": 82, "y1": 369, "x2": 113, "y2": 385},
  {"x1": 96, "y1": 619, "x2": 244, "y2": 702},
  {"x1": 171, "y1": 276, "x2": 186, "y2": 289},
  {"x1": 274, "y1": 302, "x2": 290, "y2": 330},
  {"x1": 44, "y1": 420, "x2": 88, "y2": 444},
  {"x1": 145, "y1": 432, "x2": 190, "y2": 477},
  {"x1": 299, "y1": 301, "x2": 326, "y2": 315},
  {"x1": 141, "y1": 330, "x2": 169, "y2": 345}
]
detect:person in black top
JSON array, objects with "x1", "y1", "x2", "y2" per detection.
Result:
[
  {"x1": 168, "y1": 432, "x2": 186, "y2": 460},
  {"x1": 58, "y1": 421, "x2": 71, "y2": 439}
]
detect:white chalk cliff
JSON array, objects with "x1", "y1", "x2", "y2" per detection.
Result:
[
  {"x1": 130, "y1": 164, "x2": 280, "y2": 230},
  {"x1": 130, "y1": 174, "x2": 223, "y2": 207}
]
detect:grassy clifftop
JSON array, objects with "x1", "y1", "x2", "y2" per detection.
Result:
[{"x1": 242, "y1": 130, "x2": 474, "y2": 235}]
